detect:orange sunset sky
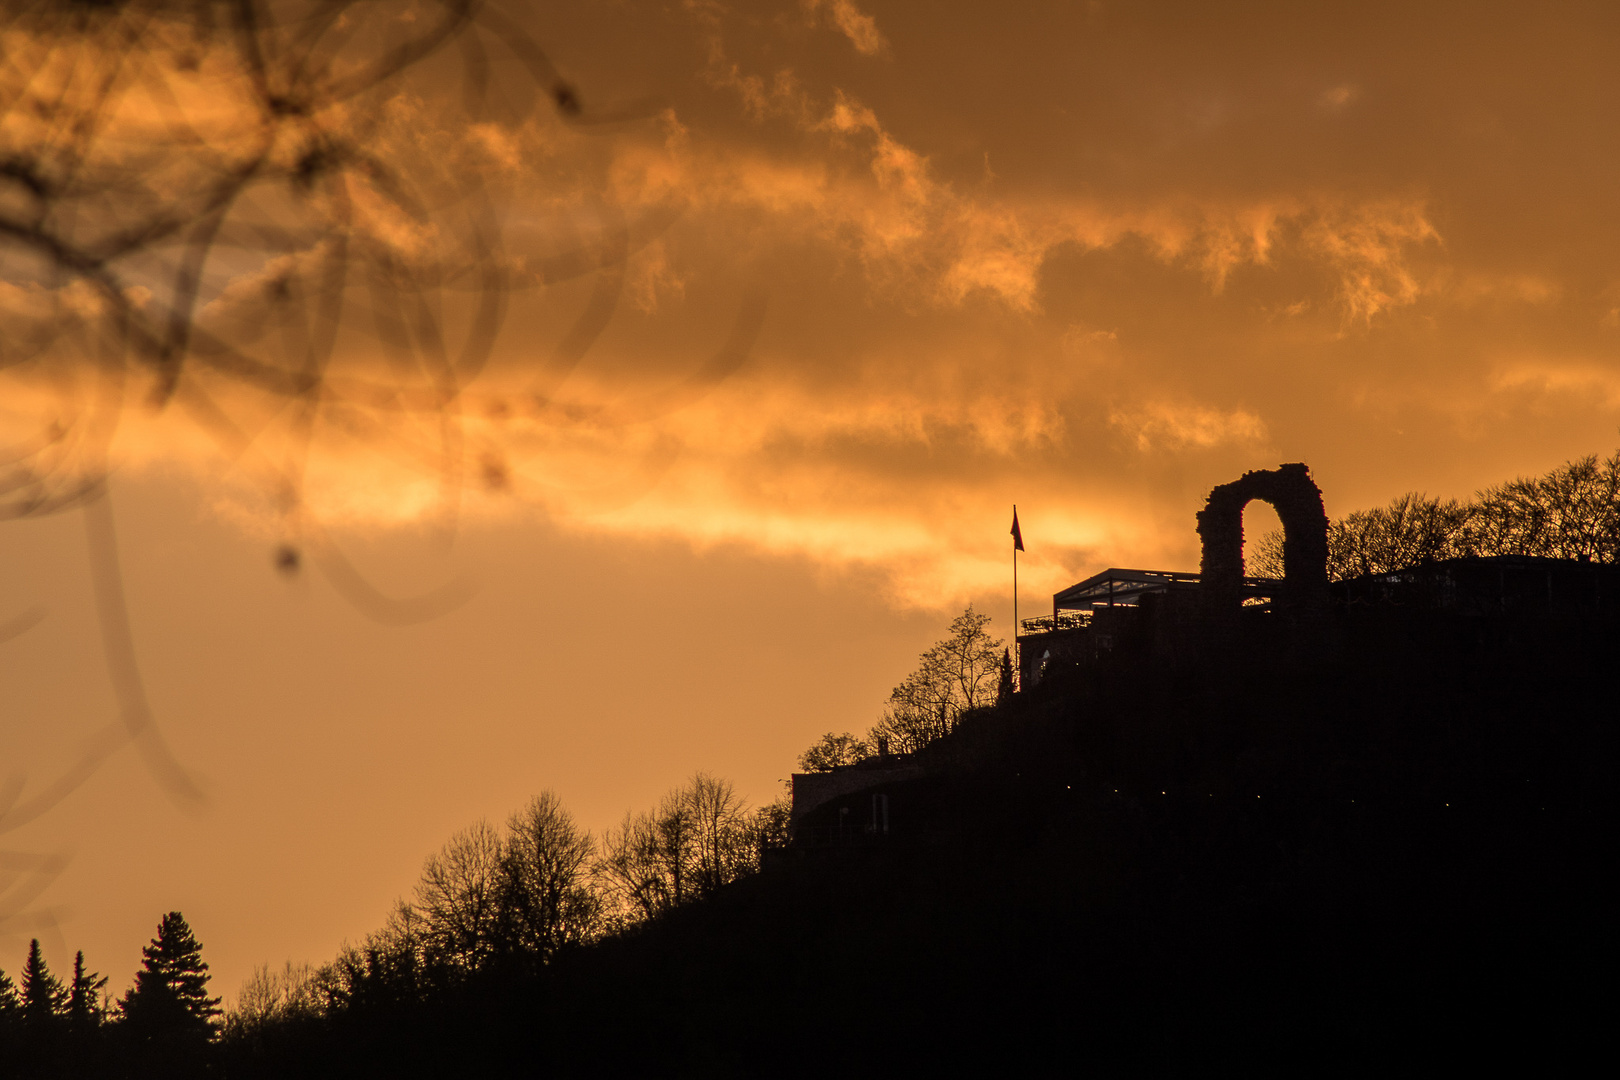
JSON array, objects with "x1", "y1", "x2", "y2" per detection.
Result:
[{"x1": 3, "y1": 0, "x2": 1619, "y2": 1003}]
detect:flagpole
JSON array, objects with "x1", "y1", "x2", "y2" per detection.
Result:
[{"x1": 1012, "y1": 504, "x2": 1019, "y2": 691}]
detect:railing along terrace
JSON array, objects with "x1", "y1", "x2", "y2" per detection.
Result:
[{"x1": 1020, "y1": 612, "x2": 1092, "y2": 634}]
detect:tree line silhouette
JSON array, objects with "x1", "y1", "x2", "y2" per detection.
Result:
[
  {"x1": 798, "y1": 605, "x2": 1007, "y2": 768},
  {"x1": 0, "y1": 911, "x2": 217, "y2": 1078},
  {"x1": 1251, "y1": 449, "x2": 1620, "y2": 579},
  {"x1": 1, "y1": 772, "x2": 791, "y2": 1076},
  {"x1": 0, "y1": 601, "x2": 991, "y2": 1075},
  {"x1": 220, "y1": 774, "x2": 790, "y2": 1044}
]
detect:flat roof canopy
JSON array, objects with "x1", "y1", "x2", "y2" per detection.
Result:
[{"x1": 1054, "y1": 567, "x2": 1276, "y2": 612}]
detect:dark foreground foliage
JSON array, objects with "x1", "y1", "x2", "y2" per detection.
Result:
[
  {"x1": 213, "y1": 607, "x2": 1612, "y2": 1077},
  {"x1": 0, "y1": 913, "x2": 216, "y2": 1079}
]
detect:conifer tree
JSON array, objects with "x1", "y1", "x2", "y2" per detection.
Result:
[
  {"x1": 0, "y1": 965, "x2": 19, "y2": 1019},
  {"x1": 996, "y1": 646, "x2": 1015, "y2": 704},
  {"x1": 68, "y1": 951, "x2": 108, "y2": 1030},
  {"x1": 20, "y1": 939, "x2": 66, "y2": 1024},
  {"x1": 0, "y1": 969, "x2": 16, "y2": 1058},
  {"x1": 121, "y1": 912, "x2": 221, "y2": 1044}
]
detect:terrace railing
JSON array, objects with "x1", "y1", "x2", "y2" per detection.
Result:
[{"x1": 1019, "y1": 612, "x2": 1092, "y2": 635}]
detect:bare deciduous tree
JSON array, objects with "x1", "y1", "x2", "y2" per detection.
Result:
[
  {"x1": 498, "y1": 793, "x2": 600, "y2": 964},
  {"x1": 596, "y1": 805, "x2": 679, "y2": 926},
  {"x1": 319, "y1": 899, "x2": 433, "y2": 1009},
  {"x1": 796, "y1": 732, "x2": 871, "y2": 772},
  {"x1": 746, "y1": 793, "x2": 793, "y2": 860},
  {"x1": 1470, "y1": 452, "x2": 1620, "y2": 562},
  {"x1": 869, "y1": 606, "x2": 1003, "y2": 754},
  {"x1": 1253, "y1": 451, "x2": 1620, "y2": 581},
  {"x1": 223, "y1": 961, "x2": 320, "y2": 1039},
  {"x1": 414, "y1": 820, "x2": 504, "y2": 975},
  {"x1": 594, "y1": 773, "x2": 758, "y2": 928},
  {"x1": 686, "y1": 774, "x2": 751, "y2": 899}
]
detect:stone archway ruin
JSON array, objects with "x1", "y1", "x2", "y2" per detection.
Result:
[{"x1": 1197, "y1": 462, "x2": 1329, "y2": 615}]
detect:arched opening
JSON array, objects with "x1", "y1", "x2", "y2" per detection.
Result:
[
  {"x1": 1196, "y1": 463, "x2": 1329, "y2": 615},
  {"x1": 1242, "y1": 500, "x2": 1284, "y2": 580}
]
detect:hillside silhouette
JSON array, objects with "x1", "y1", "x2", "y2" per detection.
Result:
[
  {"x1": 7, "y1": 457, "x2": 1614, "y2": 1076},
  {"x1": 205, "y1": 606, "x2": 1609, "y2": 1075},
  {"x1": 211, "y1": 465, "x2": 1611, "y2": 1076}
]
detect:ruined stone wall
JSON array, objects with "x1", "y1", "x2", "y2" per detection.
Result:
[{"x1": 1197, "y1": 462, "x2": 1329, "y2": 615}]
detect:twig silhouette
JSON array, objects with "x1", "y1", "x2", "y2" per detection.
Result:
[{"x1": 0, "y1": 1, "x2": 765, "y2": 940}]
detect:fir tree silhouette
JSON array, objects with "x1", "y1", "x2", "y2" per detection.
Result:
[
  {"x1": 20, "y1": 940, "x2": 65, "y2": 1025},
  {"x1": 67, "y1": 951, "x2": 108, "y2": 1032},
  {"x1": 997, "y1": 646, "x2": 1015, "y2": 705},
  {"x1": 0, "y1": 964, "x2": 17, "y2": 1018},
  {"x1": 121, "y1": 912, "x2": 221, "y2": 1048}
]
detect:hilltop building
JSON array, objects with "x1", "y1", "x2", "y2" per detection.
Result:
[
  {"x1": 1017, "y1": 461, "x2": 1620, "y2": 688},
  {"x1": 788, "y1": 754, "x2": 922, "y2": 847},
  {"x1": 793, "y1": 461, "x2": 1620, "y2": 842}
]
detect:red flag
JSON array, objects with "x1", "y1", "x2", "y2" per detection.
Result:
[{"x1": 1011, "y1": 508, "x2": 1025, "y2": 552}]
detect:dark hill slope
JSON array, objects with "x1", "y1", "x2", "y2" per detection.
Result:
[{"x1": 229, "y1": 611, "x2": 1614, "y2": 1076}]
